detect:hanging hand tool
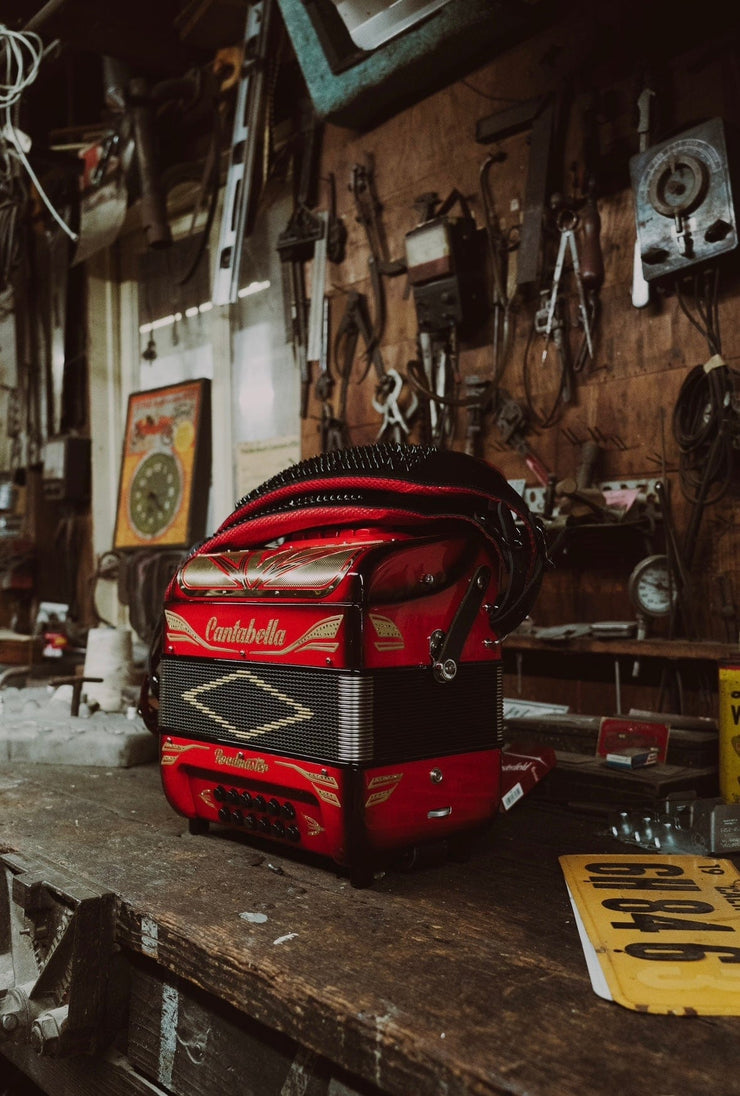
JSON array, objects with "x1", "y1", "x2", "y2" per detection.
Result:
[
  {"x1": 534, "y1": 286, "x2": 572, "y2": 405},
  {"x1": 213, "y1": 0, "x2": 273, "y2": 305},
  {"x1": 314, "y1": 295, "x2": 332, "y2": 403},
  {"x1": 320, "y1": 367, "x2": 351, "y2": 454},
  {"x1": 542, "y1": 208, "x2": 594, "y2": 363},
  {"x1": 479, "y1": 150, "x2": 514, "y2": 382},
  {"x1": 571, "y1": 182, "x2": 603, "y2": 374},
  {"x1": 315, "y1": 296, "x2": 348, "y2": 453},
  {"x1": 326, "y1": 171, "x2": 347, "y2": 265},
  {"x1": 476, "y1": 94, "x2": 559, "y2": 294},
  {"x1": 306, "y1": 211, "x2": 329, "y2": 362},
  {"x1": 495, "y1": 393, "x2": 551, "y2": 487},
  {"x1": 404, "y1": 188, "x2": 486, "y2": 447},
  {"x1": 631, "y1": 83, "x2": 655, "y2": 308},
  {"x1": 418, "y1": 330, "x2": 455, "y2": 447},
  {"x1": 579, "y1": 186, "x2": 604, "y2": 298},
  {"x1": 332, "y1": 290, "x2": 417, "y2": 446},
  {"x1": 350, "y1": 155, "x2": 406, "y2": 350},
  {"x1": 464, "y1": 375, "x2": 490, "y2": 458},
  {"x1": 577, "y1": 91, "x2": 605, "y2": 301},
  {"x1": 277, "y1": 101, "x2": 325, "y2": 417},
  {"x1": 373, "y1": 369, "x2": 417, "y2": 445},
  {"x1": 284, "y1": 258, "x2": 310, "y2": 417}
]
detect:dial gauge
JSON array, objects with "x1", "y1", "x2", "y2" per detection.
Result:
[
  {"x1": 128, "y1": 451, "x2": 183, "y2": 539},
  {"x1": 646, "y1": 151, "x2": 709, "y2": 218},
  {"x1": 628, "y1": 554, "x2": 676, "y2": 619}
]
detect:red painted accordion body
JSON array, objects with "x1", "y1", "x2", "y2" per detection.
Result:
[{"x1": 158, "y1": 527, "x2": 504, "y2": 875}]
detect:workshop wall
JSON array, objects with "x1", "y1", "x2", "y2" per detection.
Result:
[{"x1": 301, "y1": 7, "x2": 740, "y2": 654}]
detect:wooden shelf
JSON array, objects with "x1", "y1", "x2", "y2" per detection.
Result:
[{"x1": 503, "y1": 634, "x2": 739, "y2": 663}]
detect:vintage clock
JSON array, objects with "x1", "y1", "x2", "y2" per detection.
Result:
[
  {"x1": 114, "y1": 379, "x2": 211, "y2": 550},
  {"x1": 128, "y1": 450, "x2": 184, "y2": 539}
]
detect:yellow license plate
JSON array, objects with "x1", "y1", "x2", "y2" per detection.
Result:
[{"x1": 561, "y1": 853, "x2": 740, "y2": 1015}]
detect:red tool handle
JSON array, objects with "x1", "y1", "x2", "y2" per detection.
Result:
[{"x1": 525, "y1": 450, "x2": 551, "y2": 488}]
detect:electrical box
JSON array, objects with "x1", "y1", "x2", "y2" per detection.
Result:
[
  {"x1": 404, "y1": 216, "x2": 487, "y2": 334},
  {"x1": 630, "y1": 117, "x2": 738, "y2": 281},
  {"x1": 43, "y1": 436, "x2": 91, "y2": 503}
]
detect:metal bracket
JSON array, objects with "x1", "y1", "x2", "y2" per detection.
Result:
[
  {"x1": 431, "y1": 565, "x2": 491, "y2": 682},
  {"x1": 0, "y1": 852, "x2": 116, "y2": 1057}
]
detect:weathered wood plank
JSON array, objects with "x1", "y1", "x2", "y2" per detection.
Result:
[
  {"x1": 0, "y1": 1045, "x2": 169, "y2": 1096},
  {"x1": 127, "y1": 963, "x2": 373, "y2": 1096},
  {"x1": 1, "y1": 763, "x2": 740, "y2": 1096}
]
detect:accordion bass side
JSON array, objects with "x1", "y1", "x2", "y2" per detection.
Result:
[{"x1": 149, "y1": 444, "x2": 547, "y2": 885}]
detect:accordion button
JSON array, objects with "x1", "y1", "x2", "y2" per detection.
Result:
[
  {"x1": 245, "y1": 814, "x2": 257, "y2": 829},
  {"x1": 267, "y1": 798, "x2": 281, "y2": 816},
  {"x1": 272, "y1": 820, "x2": 286, "y2": 838},
  {"x1": 281, "y1": 802, "x2": 296, "y2": 820},
  {"x1": 286, "y1": 825, "x2": 300, "y2": 843},
  {"x1": 217, "y1": 807, "x2": 230, "y2": 823},
  {"x1": 254, "y1": 795, "x2": 267, "y2": 812},
  {"x1": 214, "y1": 785, "x2": 227, "y2": 802},
  {"x1": 240, "y1": 791, "x2": 253, "y2": 807},
  {"x1": 231, "y1": 809, "x2": 244, "y2": 825},
  {"x1": 257, "y1": 817, "x2": 271, "y2": 834}
]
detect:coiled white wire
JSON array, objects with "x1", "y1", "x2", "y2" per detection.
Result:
[{"x1": 0, "y1": 23, "x2": 78, "y2": 242}]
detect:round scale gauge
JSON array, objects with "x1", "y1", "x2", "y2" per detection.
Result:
[
  {"x1": 128, "y1": 450, "x2": 183, "y2": 539},
  {"x1": 646, "y1": 150, "x2": 709, "y2": 218},
  {"x1": 642, "y1": 136, "x2": 719, "y2": 218},
  {"x1": 628, "y1": 554, "x2": 676, "y2": 619}
]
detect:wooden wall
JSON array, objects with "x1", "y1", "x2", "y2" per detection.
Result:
[{"x1": 299, "y1": 6, "x2": 740, "y2": 659}]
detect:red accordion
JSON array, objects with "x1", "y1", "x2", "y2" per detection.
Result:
[{"x1": 147, "y1": 444, "x2": 546, "y2": 885}]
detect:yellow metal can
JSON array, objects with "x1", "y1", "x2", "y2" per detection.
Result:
[{"x1": 719, "y1": 662, "x2": 740, "y2": 803}]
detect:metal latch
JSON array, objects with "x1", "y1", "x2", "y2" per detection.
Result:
[{"x1": 0, "y1": 852, "x2": 116, "y2": 1057}]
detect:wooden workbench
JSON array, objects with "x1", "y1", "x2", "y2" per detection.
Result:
[{"x1": 1, "y1": 760, "x2": 739, "y2": 1096}]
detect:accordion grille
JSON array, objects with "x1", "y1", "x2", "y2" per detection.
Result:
[{"x1": 159, "y1": 657, "x2": 502, "y2": 764}]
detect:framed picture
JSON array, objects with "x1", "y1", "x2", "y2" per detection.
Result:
[{"x1": 113, "y1": 378, "x2": 211, "y2": 550}]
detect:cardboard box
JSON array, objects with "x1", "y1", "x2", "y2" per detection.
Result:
[{"x1": 500, "y1": 743, "x2": 557, "y2": 811}]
